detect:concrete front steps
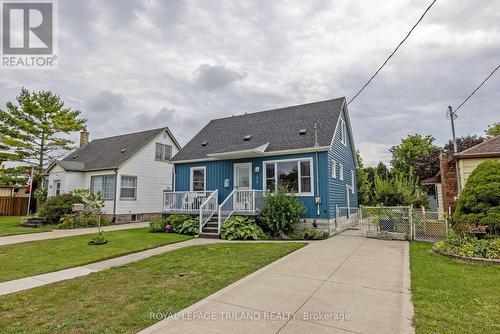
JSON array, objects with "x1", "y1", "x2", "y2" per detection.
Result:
[{"x1": 199, "y1": 220, "x2": 220, "y2": 239}]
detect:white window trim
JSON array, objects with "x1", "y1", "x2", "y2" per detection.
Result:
[
  {"x1": 90, "y1": 174, "x2": 116, "y2": 200},
  {"x1": 54, "y1": 180, "x2": 61, "y2": 195},
  {"x1": 120, "y1": 175, "x2": 137, "y2": 200},
  {"x1": 340, "y1": 119, "x2": 347, "y2": 146},
  {"x1": 262, "y1": 157, "x2": 314, "y2": 196},
  {"x1": 155, "y1": 142, "x2": 172, "y2": 162},
  {"x1": 190, "y1": 166, "x2": 206, "y2": 192},
  {"x1": 339, "y1": 163, "x2": 344, "y2": 181},
  {"x1": 351, "y1": 170, "x2": 355, "y2": 193},
  {"x1": 331, "y1": 159, "x2": 337, "y2": 178}
]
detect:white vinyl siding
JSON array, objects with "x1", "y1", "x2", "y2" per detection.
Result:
[
  {"x1": 90, "y1": 175, "x2": 116, "y2": 200},
  {"x1": 120, "y1": 176, "x2": 137, "y2": 199},
  {"x1": 263, "y1": 158, "x2": 314, "y2": 196}
]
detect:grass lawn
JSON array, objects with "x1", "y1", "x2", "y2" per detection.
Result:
[
  {"x1": 0, "y1": 242, "x2": 305, "y2": 333},
  {"x1": 0, "y1": 228, "x2": 191, "y2": 282},
  {"x1": 410, "y1": 242, "x2": 500, "y2": 334},
  {"x1": 0, "y1": 216, "x2": 53, "y2": 237}
]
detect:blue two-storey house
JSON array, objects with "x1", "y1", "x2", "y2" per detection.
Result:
[{"x1": 166, "y1": 97, "x2": 358, "y2": 236}]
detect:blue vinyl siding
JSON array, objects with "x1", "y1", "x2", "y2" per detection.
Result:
[
  {"x1": 328, "y1": 106, "x2": 358, "y2": 218},
  {"x1": 174, "y1": 152, "x2": 330, "y2": 219}
]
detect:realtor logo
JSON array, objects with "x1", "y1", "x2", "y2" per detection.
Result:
[{"x1": 1, "y1": 0, "x2": 58, "y2": 68}]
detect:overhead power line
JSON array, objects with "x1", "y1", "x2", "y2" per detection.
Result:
[
  {"x1": 454, "y1": 64, "x2": 500, "y2": 113},
  {"x1": 347, "y1": 0, "x2": 438, "y2": 105}
]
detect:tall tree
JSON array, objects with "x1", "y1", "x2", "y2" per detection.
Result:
[
  {"x1": 0, "y1": 165, "x2": 30, "y2": 186},
  {"x1": 355, "y1": 151, "x2": 373, "y2": 206},
  {"x1": 443, "y1": 135, "x2": 485, "y2": 154},
  {"x1": 412, "y1": 146, "x2": 442, "y2": 181},
  {"x1": 390, "y1": 134, "x2": 436, "y2": 175},
  {"x1": 375, "y1": 162, "x2": 390, "y2": 180},
  {"x1": 0, "y1": 88, "x2": 86, "y2": 176},
  {"x1": 485, "y1": 122, "x2": 500, "y2": 138}
]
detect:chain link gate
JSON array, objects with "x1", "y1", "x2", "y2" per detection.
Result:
[{"x1": 353, "y1": 206, "x2": 447, "y2": 241}]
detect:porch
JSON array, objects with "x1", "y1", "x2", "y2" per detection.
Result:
[{"x1": 162, "y1": 189, "x2": 266, "y2": 236}]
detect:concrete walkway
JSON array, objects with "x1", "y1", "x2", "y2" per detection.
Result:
[
  {"x1": 140, "y1": 230, "x2": 413, "y2": 334},
  {"x1": 0, "y1": 237, "x2": 223, "y2": 296},
  {"x1": 0, "y1": 222, "x2": 150, "y2": 246}
]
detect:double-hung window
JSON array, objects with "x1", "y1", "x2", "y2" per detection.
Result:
[
  {"x1": 340, "y1": 119, "x2": 347, "y2": 146},
  {"x1": 339, "y1": 163, "x2": 344, "y2": 181},
  {"x1": 263, "y1": 158, "x2": 313, "y2": 195},
  {"x1": 331, "y1": 159, "x2": 337, "y2": 178},
  {"x1": 90, "y1": 175, "x2": 116, "y2": 200},
  {"x1": 54, "y1": 180, "x2": 61, "y2": 195},
  {"x1": 155, "y1": 143, "x2": 172, "y2": 161},
  {"x1": 120, "y1": 176, "x2": 137, "y2": 199},
  {"x1": 190, "y1": 167, "x2": 206, "y2": 191}
]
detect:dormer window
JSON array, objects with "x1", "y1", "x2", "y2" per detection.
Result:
[
  {"x1": 298, "y1": 129, "x2": 307, "y2": 135},
  {"x1": 243, "y1": 135, "x2": 252, "y2": 141},
  {"x1": 201, "y1": 141, "x2": 208, "y2": 146}
]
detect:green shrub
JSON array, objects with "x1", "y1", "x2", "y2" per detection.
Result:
[
  {"x1": 220, "y1": 216, "x2": 268, "y2": 240},
  {"x1": 88, "y1": 232, "x2": 108, "y2": 245},
  {"x1": 289, "y1": 229, "x2": 329, "y2": 240},
  {"x1": 149, "y1": 217, "x2": 168, "y2": 233},
  {"x1": 173, "y1": 217, "x2": 199, "y2": 235},
  {"x1": 259, "y1": 187, "x2": 306, "y2": 237},
  {"x1": 149, "y1": 214, "x2": 191, "y2": 233},
  {"x1": 434, "y1": 232, "x2": 500, "y2": 259},
  {"x1": 39, "y1": 193, "x2": 83, "y2": 224},
  {"x1": 58, "y1": 213, "x2": 110, "y2": 229},
  {"x1": 452, "y1": 160, "x2": 500, "y2": 234}
]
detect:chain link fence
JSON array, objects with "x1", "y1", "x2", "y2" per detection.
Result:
[
  {"x1": 350, "y1": 206, "x2": 447, "y2": 241},
  {"x1": 411, "y1": 208, "x2": 447, "y2": 242},
  {"x1": 333, "y1": 207, "x2": 360, "y2": 233}
]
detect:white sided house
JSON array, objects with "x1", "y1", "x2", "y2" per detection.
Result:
[{"x1": 45, "y1": 127, "x2": 181, "y2": 223}]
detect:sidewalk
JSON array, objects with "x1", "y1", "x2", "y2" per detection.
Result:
[
  {"x1": 0, "y1": 237, "x2": 223, "y2": 296},
  {"x1": 140, "y1": 230, "x2": 414, "y2": 334},
  {"x1": 0, "y1": 222, "x2": 150, "y2": 246}
]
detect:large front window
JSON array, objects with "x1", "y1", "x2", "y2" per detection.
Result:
[
  {"x1": 190, "y1": 167, "x2": 206, "y2": 191},
  {"x1": 90, "y1": 175, "x2": 116, "y2": 200},
  {"x1": 264, "y1": 158, "x2": 313, "y2": 195}
]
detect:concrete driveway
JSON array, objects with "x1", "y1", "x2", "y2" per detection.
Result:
[{"x1": 140, "y1": 230, "x2": 413, "y2": 334}]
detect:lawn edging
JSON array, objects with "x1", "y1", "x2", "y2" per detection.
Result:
[{"x1": 432, "y1": 247, "x2": 500, "y2": 265}]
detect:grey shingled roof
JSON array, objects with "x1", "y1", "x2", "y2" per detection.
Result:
[
  {"x1": 172, "y1": 98, "x2": 345, "y2": 162},
  {"x1": 58, "y1": 127, "x2": 169, "y2": 171},
  {"x1": 454, "y1": 135, "x2": 500, "y2": 159}
]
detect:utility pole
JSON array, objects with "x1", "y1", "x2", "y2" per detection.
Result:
[{"x1": 446, "y1": 106, "x2": 462, "y2": 195}]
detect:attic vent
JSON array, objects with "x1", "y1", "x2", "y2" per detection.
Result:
[
  {"x1": 201, "y1": 141, "x2": 208, "y2": 147},
  {"x1": 243, "y1": 135, "x2": 252, "y2": 141},
  {"x1": 298, "y1": 129, "x2": 307, "y2": 135},
  {"x1": 72, "y1": 154, "x2": 79, "y2": 159},
  {"x1": 121, "y1": 149, "x2": 127, "y2": 153}
]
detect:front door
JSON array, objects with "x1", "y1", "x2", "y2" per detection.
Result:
[{"x1": 234, "y1": 163, "x2": 252, "y2": 211}]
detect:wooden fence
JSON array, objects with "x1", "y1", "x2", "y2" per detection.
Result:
[{"x1": 0, "y1": 197, "x2": 29, "y2": 216}]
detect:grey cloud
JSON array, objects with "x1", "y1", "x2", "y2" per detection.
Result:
[{"x1": 193, "y1": 64, "x2": 247, "y2": 91}]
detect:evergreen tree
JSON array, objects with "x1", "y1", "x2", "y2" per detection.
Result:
[{"x1": 0, "y1": 88, "x2": 86, "y2": 176}]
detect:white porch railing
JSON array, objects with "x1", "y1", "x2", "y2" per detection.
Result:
[
  {"x1": 163, "y1": 191, "x2": 214, "y2": 213},
  {"x1": 218, "y1": 190, "x2": 265, "y2": 231},
  {"x1": 199, "y1": 190, "x2": 218, "y2": 231}
]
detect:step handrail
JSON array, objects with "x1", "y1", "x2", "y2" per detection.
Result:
[
  {"x1": 199, "y1": 190, "x2": 218, "y2": 233},
  {"x1": 218, "y1": 189, "x2": 236, "y2": 234}
]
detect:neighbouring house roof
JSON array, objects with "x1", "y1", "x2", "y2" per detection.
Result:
[
  {"x1": 421, "y1": 173, "x2": 441, "y2": 185},
  {"x1": 454, "y1": 135, "x2": 500, "y2": 159},
  {"x1": 171, "y1": 98, "x2": 347, "y2": 162},
  {"x1": 46, "y1": 127, "x2": 179, "y2": 173}
]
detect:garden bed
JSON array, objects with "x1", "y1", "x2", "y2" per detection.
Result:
[{"x1": 432, "y1": 247, "x2": 500, "y2": 265}]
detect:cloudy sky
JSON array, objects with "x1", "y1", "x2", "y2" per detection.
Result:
[{"x1": 1, "y1": 0, "x2": 499, "y2": 166}]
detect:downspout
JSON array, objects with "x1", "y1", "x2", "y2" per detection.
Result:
[
  {"x1": 315, "y1": 151, "x2": 320, "y2": 216},
  {"x1": 112, "y1": 168, "x2": 118, "y2": 222}
]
